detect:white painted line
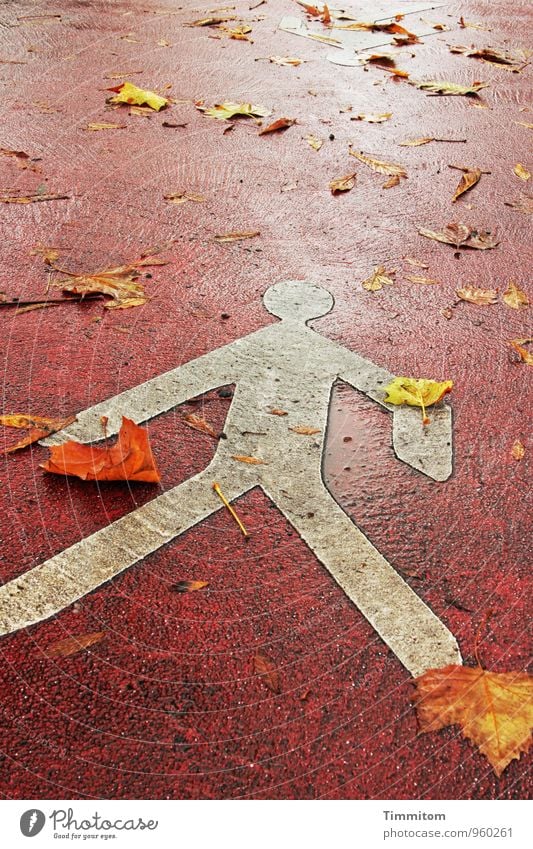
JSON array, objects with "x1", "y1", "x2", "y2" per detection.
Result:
[{"x1": 1, "y1": 282, "x2": 460, "y2": 676}]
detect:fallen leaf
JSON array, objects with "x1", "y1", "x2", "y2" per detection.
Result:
[
  {"x1": 305, "y1": 134, "x2": 323, "y2": 151},
  {"x1": 419, "y1": 224, "x2": 498, "y2": 250},
  {"x1": 162, "y1": 121, "x2": 188, "y2": 129},
  {"x1": 456, "y1": 286, "x2": 498, "y2": 305},
  {"x1": 198, "y1": 101, "x2": 271, "y2": 120},
  {"x1": 502, "y1": 282, "x2": 529, "y2": 309},
  {"x1": 289, "y1": 425, "x2": 321, "y2": 435},
  {"x1": 459, "y1": 17, "x2": 491, "y2": 30},
  {"x1": 129, "y1": 105, "x2": 153, "y2": 117},
  {"x1": 514, "y1": 121, "x2": 533, "y2": 129},
  {"x1": 349, "y1": 149, "x2": 407, "y2": 177},
  {"x1": 413, "y1": 664, "x2": 533, "y2": 777},
  {"x1": 45, "y1": 631, "x2": 106, "y2": 658},
  {"x1": 14, "y1": 303, "x2": 57, "y2": 315},
  {"x1": 170, "y1": 580, "x2": 209, "y2": 593},
  {"x1": 232, "y1": 455, "x2": 267, "y2": 464},
  {"x1": 31, "y1": 244, "x2": 60, "y2": 265},
  {"x1": 382, "y1": 175, "x2": 400, "y2": 189},
  {"x1": 219, "y1": 24, "x2": 253, "y2": 41},
  {"x1": 2, "y1": 413, "x2": 77, "y2": 454},
  {"x1": 0, "y1": 193, "x2": 69, "y2": 203},
  {"x1": 183, "y1": 413, "x2": 219, "y2": 439},
  {"x1": 254, "y1": 653, "x2": 280, "y2": 693},
  {"x1": 511, "y1": 440, "x2": 525, "y2": 460},
  {"x1": 411, "y1": 79, "x2": 489, "y2": 96},
  {"x1": 334, "y1": 21, "x2": 418, "y2": 40},
  {"x1": 52, "y1": 255, "x2": 163, "y2": 309},
  {"x1": 0, "y1": 147, "x2": 40, "y2": 171},
  {"x1": 267, "y1": 56, "x2": 302, "y2": 66},
  {"x1": 510, "y1": 338, "x2": 533, "y2": 365},
  {"x1": 185, "y1": 16, "x2": 237, "y2": 26},
  {"x1": 269, "y1": 408, "x2": 288, "y2": 416},
  {"x1": 384, "y1": 377, "x2": 452, "y2": 425},
  {"x1": 398, "y1": 137, "x2": 434, "y2": 146},
  {"x1": 107, "y1": 82, "x2": 168, "y2": 111},
  {"x1": 352, "y1": 112, "x2": 392, "y2": 123},
  {"x1": 164, "y1": 192, "x2": 205, "y2": 204},
  {"x1": 157, "y1": 38, "x2": 172, "y2": 47},
  {"x1": 214, "y1": 231, "x2": 260, "y2": 242},
  {"x1": 362, "y1": 265, "x2": 395, "y2": 291},
  {"x1": 452, "y1": 167, "x2": 482, "y2": 202},
  {"x1": 85, "y1": 122, "x2": 127, "y2": 131},
  {"x1": 504, "y1": 196, "x2": 533, "y2": 214},
  {"x1": 41, "y1": 416, "x2": 161, "y2": 482},
  {"x1": 451, "y1": 45, "x2": 529, "y2": 70},
  {"x1": 329, "y1": 173, "x2": 356, "y2": 194},
  {"x1": 406, "y1": 275, "x2": 439, "y2": 285},
  {"x1": 514, "y1": 163, "x2": 531, "y2": 182},
  {"x1": 404, "y1": 257, "x2": 429, "y2": 269},
  {"x1": 258, "y1": 117, "x2": 295, "y2": 135}
]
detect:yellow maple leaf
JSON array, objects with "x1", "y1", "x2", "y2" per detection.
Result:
[
  {"x1": 413, "y1": 664, "x2": 533, "y2": 777},
  {"x1": 362, "y1": 266, "x2": 395, "y2": 291},
  {"x1": 384, "y1": 377, "x2": 453, "y2": 425},
  {"x1": 107, "y1": 82, "x2": 168, "y2": 111}
]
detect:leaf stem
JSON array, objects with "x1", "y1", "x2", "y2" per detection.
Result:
[{"x1": 212, "y1": 482, "x2": 249, "y2": 537}]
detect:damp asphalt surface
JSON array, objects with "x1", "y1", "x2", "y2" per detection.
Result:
[{"x1": 0, "y1": 0, "x2": 531, "y2": 799}]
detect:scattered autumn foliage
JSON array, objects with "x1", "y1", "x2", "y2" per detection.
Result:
[
  {"x1": 419, "y1": 223, "x2": 499, "y2": 250},
  {"x1": 1, "y1": 414, "x2": 76, "y2": 454},
  {"x1": 413, "y1": 664, "x2": 533, "y2": 776},
  {"x1": 41, "y1": 417, "x2": 161, "y2": 483}
]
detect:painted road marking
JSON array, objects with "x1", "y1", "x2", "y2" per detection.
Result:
[{"x1": 0, "y1": 282, "x2": 460, "y2": 676}]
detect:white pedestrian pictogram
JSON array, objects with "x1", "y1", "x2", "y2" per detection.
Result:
[{"x1": 0, "y1": 281, "x2": 461, "y2": 675}]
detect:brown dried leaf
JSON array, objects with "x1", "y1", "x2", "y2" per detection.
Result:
[
  {"x1": 269, "y1": 409, "x2": 288, "y2": 416},
  {"x1": 2, "y1": 414, "x2": 76, "y2": 454},
  {"x1": 399, "y1": 137, "x2": 434, "y2": 146},
  {"x1": 30, "y1": 244, "x2": 60, "y2": 265},
  {"x1": 0, "y1": 193, "x2": 69, "y2": 203},
  {"x1": 349, "y1": 149, "x2": 407, "y2": 177},
  {"x1": 185, "y1": 16, "x2": 237, "y2": 26},
  {"x1": 214, "y1": 231, "x2": 260, "y2": 242},
  {"x1": 254, "y1": 653, "x2": 280, "y2": 693},
  {"x1": 406, "y1": 275, "x2": 439, "y2": 285},
  {"x1": 85, "y1": 122, "x2": 127, "y2": 131},
  {"x1": 514, "y1": 163, "x2": 531, "y2": 182},
  {"x1": 45, "y1": 631, "x2": 106, "y2": 658},
  {"x1": 289, "y1": 425, "x2": 321, "y2": 435},
  {"x1": 164, "y1": 192, "x2": 205, "y2": 204},
  {"x1": 362, "y1": 265, "x2": 395, "y2": 291},
  {"x1": 510, "y1": 338, "x2": 533, "y2": 365},
  {"x1": 0, "y1": 147, "x2": 40, "y2": 171},
  {"x1": 456, "y1": 286, "x2": 498, "y2": 305},
  {"x1": 352, "y1": 112, "x2": 392, "y2": 123},
  {"x1": 170, "y1": 580, "x2": 209, "y2": 593},
  {"x1": 452, "y1": 168, "x2": 482, "y2": 202},
  {"x1": 382, "y1": 175, "x2": 400, "y2": 189},
  {"x1": 511, "y1": 440, "x2": 525, "y2": 461},
  {"x1": 267, "y1": 56, "x2": 302, "y2": 67},
  {"x1": 329, "y1": 173, "x2": 356, "y2": 194},
  {"x1": 232, "y1": 455, "x2": 267, "y2": 464},
  {"x1": 419, "y1": 224, "x2": 498, "y2": 250},
  {"x1": 258, "y1": 117, "x2": 296, "y2": 135},
  {"x1": 502, "y1": 282, "x2": 529, "y2": 309},
  {"x1": 52, "y1": 256, "x2": 163, "y2": 308},
  {"x1": 504, "y1": 196, "x2": 533, "y2": 214},
  {"x1": 404, "y1": 257, "x2": 429, "y2": 269},
  {"x1": 183, "y1": 413, "x2": 219, "y2": 439}
]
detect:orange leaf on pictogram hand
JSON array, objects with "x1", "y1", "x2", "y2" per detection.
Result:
[{"x1": 41, "y1": 417, "x2": 160, "y2": 482}]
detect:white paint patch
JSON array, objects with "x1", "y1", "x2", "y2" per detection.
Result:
[{"x1": 0, "y1": 282, "x2": 460, "y2": 676}]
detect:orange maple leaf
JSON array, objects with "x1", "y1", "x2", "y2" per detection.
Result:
[
  {"x1": 413, "y1": 664, "x2": 533, "y2": 776},
  {"x1": 41, "y1": 417, "x2": 160, "y2": 483}
]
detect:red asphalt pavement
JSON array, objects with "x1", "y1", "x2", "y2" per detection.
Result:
[{"x1": 0, "y1": 0, "x2": 531, "y2": 798}]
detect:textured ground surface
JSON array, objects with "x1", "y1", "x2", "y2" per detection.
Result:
[{"x1": 0, "y1": 0, "x2": 531, "y2": 799}]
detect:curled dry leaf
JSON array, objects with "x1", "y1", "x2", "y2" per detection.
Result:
[
  {"x1": 253, "y1": 653, "x2": 280, "y2": 693},
  {"x1": 52, "y1": 255, "x2": 164, "y2": 309},
  {"x1": 42, "y1": 417, "x2": 160, "y2": 483},
  {"x1": 107, "y1": 82, "x2": 168, "y2": 111},
  {"x1": 185, "y1": 16, "x2": 237, "y2": 27},
  {"x1": 352, "y1": 112, "x2": 392, "y2": 123},
  {"x1": 504, "y1": 196, "x2": 533, "y2": 214},
  {"x1": 451, "y1": 168, "x2": 482, "y2": 202},
  {"x1": 510, "y1": 338, "x2": 533, "y2": 365},
  {"x1": 31, "y1": 244, "x2": 60, "y2": 265},
  {"x1": 406, "y1": 275, "x2": 439, "y2": 285},
  {"x1": 258, "y1": 117, "x2": 296, "y2": 135},
  {"x1": 329, "y1": 173, "x2": 356, "y2": 194},
  {"x1": 305, "y1": 134, "x2": 323, "y2": 151},
  {"x1": 183, "y1": 413, "x2": 219, "y2": 439},
  {"x1": 502, "y1": 282, "x2": 528, "y2": 309},
  {"x1": 198, "y1": 101, "x2": 271, "y2": 120},
  {"x1": 85, "y1": 122, "x2": 127, "y2": 131},
  {"x1": 514, "y1": 163, "x2": 531, "y2": 182},
  {"x1": 384, "y1": 377, "x2": 453, "y2": 425},
  {"x1": 404, "y1": 257, "x2": 429, "y2": 269},
  {"x1": 451, "y1": 45, "x2": 530, "y2": 70},
  {"x1": 45, "y1": 631, "x2": 106, "y2": 658},
  {"x1": 214, "y1": 231, "x2": 260, "y2": 242},
  {"x1": 164, "y1": 192, "x2": 205, "y2": 204},
  {"x1": 170, "y1": 580, "x2": 209, "y2": 593},
  {"x1": 0, "y1": 192, "x2": 69, "y2": 204},
  {"x1": 362, "y1": 265, "x2": 395, "y2": 291},
  {"x1": 232, "y1": 455, "x2": 267, "y2": 464},
  {"x1": 399, "y1": 137, "x2": 434, "y2": 146},
  {"x1": 1, "y1": 413, "x2": 77, "y2": 454},
  {"x1": 219, "y1": 25, "x2": 253, "y2": 41},
  {"x1": 0, "y1": 147, "x2": 40, "y2": 171},
  {"x1": 419, "y1": 223, "x2": 498, "y2": 250},
  {"x1": 411, "y1": 79, "x2": 489, "y2": 96},
  {"x1": 511, "y1": 439, "x2": 525, "y2": 460},
  {"x1": 349, "y1": 149, "x2": 407, "y2": 177},
  {"x1": 456, "y1": 286, "x2": 498, "y2": 305},
  {"x1": 413, "y1": 664, "x2": 533, "y2": 777},
  {"x1": 289, "y1": 425, "x2": 321, "y2": 435},
  {"x1": 269, "y1": 408, "x2": 288, "y2": 416},
  {"x1": 382, "y1": 175, "x2": 400, "y2": 189},
  {"x1": 267, "y1": 56, "x2": 302, "y2": 66}
]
